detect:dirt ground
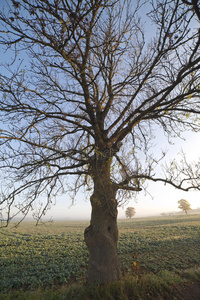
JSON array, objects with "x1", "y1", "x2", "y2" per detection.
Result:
[
  {"x1": 161, "y1": 283, "x2": 200, "y2": 300},
  {"x1": 179, "y1": 283, "x2": 200, "y2": 300},
  {"x1": 153, "y1": 283, "x2": 200, "y2": 300}
]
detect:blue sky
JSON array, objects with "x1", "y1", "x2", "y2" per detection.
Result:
[{"x1": 0, "y1": 0, "x2": 200, "y2": 221}]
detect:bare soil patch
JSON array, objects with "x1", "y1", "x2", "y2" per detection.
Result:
[{"x1": 179, "y1": 283, "x2": 200, "y2": 300}]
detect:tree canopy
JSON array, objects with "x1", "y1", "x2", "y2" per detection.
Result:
[
  {"x1": 178, "y1": 199, "x2": 192, "y2": 214},
  {"x1": 125, "y1": 207, "x2": 136, "y2": 218},
  {"x1": 0, "y1": 0, "x2": 200, "y2": 222},
  {"x1": 182, "y1": 0, "x2": 200, "y2": 20}
]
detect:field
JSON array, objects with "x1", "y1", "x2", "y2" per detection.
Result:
[{"x1": 0, "y1": 214, "x2": 200, "y2": 297}]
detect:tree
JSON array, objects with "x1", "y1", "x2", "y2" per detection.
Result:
[
  {"x1": 178, "y1": 199, "x2": 192, "y2": 214},
  {"x1": 125, "y1": 207, "x2": 136, "y2": 219},
  {"x1": 1, "y1": 0, "x2": 200, "y2": 285},
  {"x1": 182, "y1": 0, "x2": 200, "y2": 21}
]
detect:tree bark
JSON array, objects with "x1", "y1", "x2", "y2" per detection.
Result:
[{"x1": 84, "y1": 156, "x2": 121, "y2": 284}]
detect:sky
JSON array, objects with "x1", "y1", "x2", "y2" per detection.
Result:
[
  {"x1": 0, "y1": 0, "x2": 200, "y2": 221},
  {"x1": 42, "y1": 129, "x2": 200, "y2": 221}
]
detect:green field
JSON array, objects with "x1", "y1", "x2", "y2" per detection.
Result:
[{"x1": 0, "y1": 214, "x2": 200, "y2": 293}]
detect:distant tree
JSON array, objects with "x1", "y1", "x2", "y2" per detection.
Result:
[
  {"x1": 125, "y1": 207, "x2": 136, "y2": 219},
  {"x1": 178, "y1": 199, "x2": 192, "y2": 215},
  {"x1": 161, "y1": 212, "x2": 167, "y2": 216}
]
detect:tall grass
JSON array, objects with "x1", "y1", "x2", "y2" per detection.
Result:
[{"x1": 1, "y1": 267, "x2": 199, "y2": 300}]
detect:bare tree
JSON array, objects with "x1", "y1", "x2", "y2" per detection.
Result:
[
  {"x1": 125, "y1": 207, "x2": 136, "y2": 219},
  {"x1": 182, "y1": 0, "x2": 200, "y2": 20},
  {"x1": 1, "y1": 0, "x2": 200, "y2": 284},
  {"x1": 178, "y1": 199, "x2": 192, "y2": 214}
]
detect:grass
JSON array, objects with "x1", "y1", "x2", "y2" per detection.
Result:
[
  {"x1": 0, "y1": 214, "x2": 200, "y2": 299},
  {"x1": 1, "y1": 267, "x2": 200, "y2": 300}
]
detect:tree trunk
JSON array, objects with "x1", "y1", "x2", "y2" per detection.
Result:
[{"x1": 84, "y1": 156, "x2": 121, "y2": 285}]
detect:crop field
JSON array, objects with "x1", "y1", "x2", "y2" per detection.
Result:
[{"x1": 0, "y1": 214, "x2": 199, "y2": 292}]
